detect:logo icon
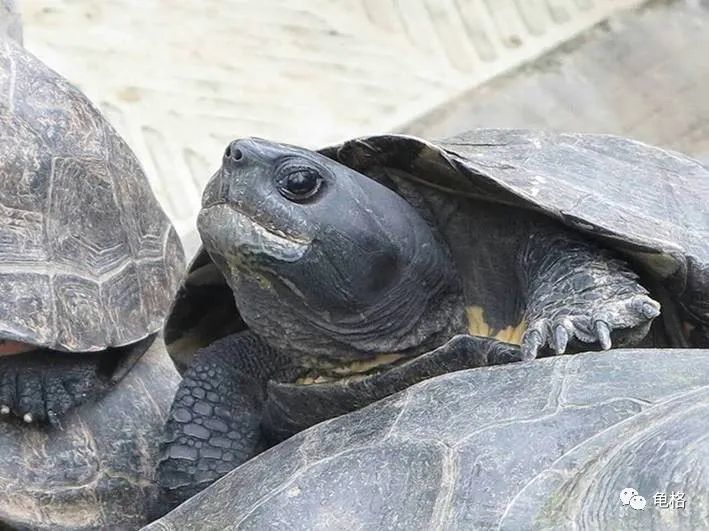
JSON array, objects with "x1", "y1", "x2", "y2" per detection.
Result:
[
  {"x1": 620, "y1": 488, "x2": 638, "y2": 506},
  {"x1": 629, "y1": 495, "x2": 647, "y2": 510}
]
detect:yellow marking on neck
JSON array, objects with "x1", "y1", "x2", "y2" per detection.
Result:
[
  {"x1": 295, "y1": 353, "x2": 406, "y2": 385},
  {"x1": 465, "y1": 306, "x2": 526, "y2": 346},
  {"x1": 329, "y1": 353, "x2": 406, "y2": 376}
]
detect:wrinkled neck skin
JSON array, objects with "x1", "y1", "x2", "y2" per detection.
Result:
[{"x1": 218, "y1": 232, "x2": 466, "y2": 369}]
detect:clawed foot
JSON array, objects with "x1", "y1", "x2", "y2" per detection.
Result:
[
  {"x1": 0, "y1": 353, "x2": 100, "y2": 425},
  {"x1": 521, "y1": 295, "x2": 660, "y2": 360}
]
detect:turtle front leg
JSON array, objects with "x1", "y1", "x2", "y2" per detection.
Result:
[
  {"x1": 0, "y1": 351, "x2": 102, "y2": 424},
  {"x1": 518, "y1": 230, "x2": 660, "y2": 359},
  {"x1": 157, "y1": 331, "x2": 295, "y2": 511}
]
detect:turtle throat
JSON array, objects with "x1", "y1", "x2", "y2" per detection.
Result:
[{"x1": 291, "y1": 301, "x2": 468, "y2": 386}]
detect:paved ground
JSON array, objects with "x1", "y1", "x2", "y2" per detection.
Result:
[
  {"x1": 404, "y1": 0, "x2": 709, "y2": 165},
  {"x1": 18, "y1": 0, "x2": 643, "y2": 251},
  {"x1": 0, "y1": 1, "x2": 21, "y2": 42}
]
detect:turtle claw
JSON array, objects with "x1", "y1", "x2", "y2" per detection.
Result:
[
  {"x1": 552, "y1": 320, "x2": 575, "y2": 354},
  {"x1": 634, "y1": 297, "x2": 661, "y2": 319},
  {"x1": 523, "y1": 294, "x2": 660, "y2": 358},
  {"x1": 522, "y1": 318, "x2": 575, "y2": 358},
  {"x1": 17, "y1": 372, "x2": 46, "y2": 424},
  {"x1": 521, "y1": 329, "x2": 544, "y2": 360},
  {"x1": 594, "y1": 321, "x2": 612, "y2": 350},
  {"x1": 0, "y1": 354, "x2": 101, "y2": 425}
]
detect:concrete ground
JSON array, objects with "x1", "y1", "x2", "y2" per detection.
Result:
[
  {"x1": 18, "y1": 0, "x2": 644, "y2": 252},
  {"x1": 0, "y1": 1, "x2": 21, "y2": 42},
  {"x1": 404, "y1": 0, "x2": 709, "y2": 166}
]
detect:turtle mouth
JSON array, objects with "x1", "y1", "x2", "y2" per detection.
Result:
[
  {"x1": 294, "y1": 352, "x2": 414, "y2": 385},
  {"x1": 198, "y1": 203, "x2": 311, "y2": 263}
]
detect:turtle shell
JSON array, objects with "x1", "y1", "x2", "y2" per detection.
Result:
[
  {"x1": 145, "y1": 348, "x2": 709, "y2": 530},
  {"x1": 322, "y1": 129, "x2": 709, "y2": 331},
  {"x1": 0, "y1": 340, "x2": 180, "y2": 529},
  {"x1": 165, "y1": 129, "x2": 709, "y2": 369},
  {"x1": 0, "y1": 37, "x2": 185, "y2": 352}
]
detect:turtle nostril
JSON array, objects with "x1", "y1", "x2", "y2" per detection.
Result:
[{"x1": 224, "y1": 142, "x2": 244, "y2": 163}]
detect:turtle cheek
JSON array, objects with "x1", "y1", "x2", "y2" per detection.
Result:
[
  {"x1": 361, "y1": 252, "x2": 400, "y2": 295},
  {"x1": 276, "y1": 243, "x2": 400, "y2": 319},
  {"x1": 327, "y1": 248, "x2": 401, "y2": 310}
]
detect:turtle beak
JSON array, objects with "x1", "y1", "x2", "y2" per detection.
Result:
[
  {"x1": 202, "y1": 169, "x2": 228, "y2": 209},
  {"x1": 200, "y1": 137, "x2": 318, "y2": 267},
  {"x1": 197, "y1": 204, "x2": 311, "y2": 265}
]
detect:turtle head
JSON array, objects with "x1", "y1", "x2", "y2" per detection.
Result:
[{"x1": 198, "y1": 138, "x2": 462, "y2": 366}]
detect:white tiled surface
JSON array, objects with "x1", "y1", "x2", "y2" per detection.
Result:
[
  {"x1": 1, "y1": 0, "x2": 22, "y2": 41},
  {"x1": 18, "y1": 0, "x2": 644, "y2": 248},
  {"x1": 404, "y1": 0, "x2": 709, "y2": 166}
]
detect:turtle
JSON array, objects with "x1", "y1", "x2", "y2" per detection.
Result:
[
  {"x1": 146, "y1": 348, "x2": 709, "y2": 531},
  {"x1": 0, "y1": 339, "x2": 181, "y2": 530},
  {"x1": 0, "y1": 30, "x2": 186, "y2": 528},
  {"x1": 0, "y1": 33, "x2": 185, "y2": 424},
  {"x1": 157, "y1": 129, "x2": 709, "y2": 508}
]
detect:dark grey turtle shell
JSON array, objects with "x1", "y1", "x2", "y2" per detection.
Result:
[
  {"x1": 144, "y1": 349, "x2": 709, "y2": 530},
  {"x1": 0, "y1": 37, "x2": 185, "y2": 352},
  {"x1": 165, "y1": 129, "x2": 709, "y2": 369},
  {"x1": 0, "y1": 340, "x2": 180, "y2": 530},
  {"x1": 321, "y1": 130, "x2": 709, "y2": 334}
]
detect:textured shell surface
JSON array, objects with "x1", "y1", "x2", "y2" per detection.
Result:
[
  {"x1": 145, "y1": 349, "x2": 709, "y2": 531},
  {"x1": 327, "y1": 130, "x2": 709, "y2": 265},
  {"x1": 0, "y1": 37, "x2": 185, "y2": 352},
  {"x1": 0, "y1": 340, "x2": 180, "y2": 530}
]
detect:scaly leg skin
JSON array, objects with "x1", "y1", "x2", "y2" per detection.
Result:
[
  {"x1": 0, "y1": 351, "x2": 101, "y2": 425},
  {"x1": 157, "y1": 331, "x2": 295, "y2": 512},
  {"x1": 519, "y1": 230, "x2": 660, "y2": 360}
]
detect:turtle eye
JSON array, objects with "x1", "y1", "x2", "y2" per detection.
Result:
[{"x1": 277, "y1": 168, "x2": 323, "y2": 202}]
